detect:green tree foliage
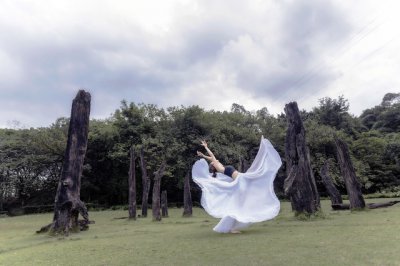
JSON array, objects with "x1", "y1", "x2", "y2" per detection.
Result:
[
  {"x1": 360, "y1": 93, "x2": 400, "y2": 132},
  {"x1": 1, "y1": 92, "x2": 399, "y2": 208},
  {"x1": 312, "y1": 95, "x2": 363, "y2": 136},
  {"x1": 0, "y1": 119, "x2": 67, "y2": 207}
]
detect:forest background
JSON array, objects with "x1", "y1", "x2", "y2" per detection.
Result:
[{"x1": 0, "y1": 92, "x2": 399, "y2": 214}]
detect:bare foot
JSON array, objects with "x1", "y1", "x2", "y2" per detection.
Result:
[{"x1": 230, "y1": 230, "x2": 242, "y2": 234}]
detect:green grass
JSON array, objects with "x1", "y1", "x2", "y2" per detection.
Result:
[{"x1": 1, "y1": 199, "x2": 400, "y2": 266}]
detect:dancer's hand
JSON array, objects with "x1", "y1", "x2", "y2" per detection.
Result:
[
  {"x1": 197, "y1": 151, "x2": 205, "y2": 157},
  {"x1": 200, "y1": 140, "x2": 208, "y2": 147},
  {"x1": 200, "y1": 140, "x2": 216, "y2": 161}
]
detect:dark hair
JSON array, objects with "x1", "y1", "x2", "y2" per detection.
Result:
[{"x1": 209, "y1": 164, "x2": 217, "y2": 178}]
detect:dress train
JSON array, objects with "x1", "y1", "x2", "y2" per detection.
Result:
[{"x1": 192, "y1": 137, "x2": 282, "y2": 233}]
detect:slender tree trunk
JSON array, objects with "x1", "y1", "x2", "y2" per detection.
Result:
[
  {"x1": 128, "y1": 146, "x2": 137, "y2": 220},
  {"x1": 183, "y1": 171, "x2": 193, "y2": 217},
  {"x1": 146, "y1": 177, "x2": 151, "y2": 202},
  {"x1": 284, "y1": 102, "x2": 320, "y2": 215},
  {"x1": 161, "y1": 190, "x2": 168, "y2": 217},
  {"x1": 320, "y1": 160, "x2": 343, "y2": 205},
  {"x1": 238, "y1": 157, "x2": 250, "y2": 173},
  {"x1": 38, "y1": 90, "x2": 92, "y2": 235},
  {"x1": 335, "y1": 137, "x2": 365, "y2": 210},
  {"x1": 140, "y1": 147, "x2": 150, "y2": 217},
  {"x1": 152, "y1": 163, "x2": 166, "y2": 221}
]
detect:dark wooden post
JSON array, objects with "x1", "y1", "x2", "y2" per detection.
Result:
[
  {"x1": 161, "y1": 190, "x2": 168, "y2": 217},
  {"x1": 128, "y1": 146, "x2": 137, "y2": 220},
  {"x1": 0, "y1": 192, "x2": 3, "y2": 213},
  {"x1": 335, "y1": 137, "x2": 365, "y2": 209},
  {"x1": 38, "y1": 90, "x2": 91, "y2": 235},
  {"x1": 0, "y1": 169, "x2": 4, "y2": 212},
  {"x1": 284, "y1": 102, "x2": 320, "y2": 215},
  {"x1": 183, "y1": 171, "x2": 193, "y2": 217},
  {"x1": 139, "y1": 147, "x2": 150, "y2": 217},
  {"x1": 320, "y1": 160, "x2": 343, "y2": 205},
  {"x1": 0, "y1": 176, "x2": 3, "y2": 212},
  {"x1": 152, "y1": 162, "x2": 166, "y2": 221}
]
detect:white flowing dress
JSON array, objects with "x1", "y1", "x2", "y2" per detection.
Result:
[{"x1": 192, "y1": 137, "x2": 282, "y2": 233}]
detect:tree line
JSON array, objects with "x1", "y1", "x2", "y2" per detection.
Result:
[{"x1": 0, "y1": 93, "x2": 399, "y2": 212}]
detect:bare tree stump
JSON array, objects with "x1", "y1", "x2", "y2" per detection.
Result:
[
  {"x1": 335, "y1": 137, "x2": 365, "y2": 210},
  {"x1": 139, "y1": 147, "x2": 150, "y2": 217},
  {"x1": 128, "y1": 146, "x2": 137, "y2": 220},
  {"x1": 161, "y1": 190, "x2": 168, "y2": 217},
  {"x1": 37, "y1": 90, "x2": 92, "y2": 235},
  {"x1": 152, "y1": 162, "x2": 166, "y2": 221},
  {"x1": 284, "y1": 102, "x2": 320, "y2": 214},
  {"x1": 183, "y1": 171, "x2": 193, "y2": 217},
  {"x1": 320, "y1": 160, "x2": 343, "y2": 205}
]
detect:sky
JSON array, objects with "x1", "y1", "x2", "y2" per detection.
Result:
[{"x1": 1, "y1": 0, "x2": 400, "y2": 128}]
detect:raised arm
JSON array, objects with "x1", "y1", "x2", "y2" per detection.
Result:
[
  {"x1": 201, "y1": 140, "x2": 216, "y2": 161},
  {"x1": 196, "y1": 151, "x2": 213, "y2": 161}
]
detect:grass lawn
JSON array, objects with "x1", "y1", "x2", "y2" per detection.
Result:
[{"x1": 1, "y1": 198, "x2": 400, "y2": 266}]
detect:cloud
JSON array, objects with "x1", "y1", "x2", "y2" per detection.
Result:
[{"x1": 0, "y1": 0, "x2": 399, "y2": 127}]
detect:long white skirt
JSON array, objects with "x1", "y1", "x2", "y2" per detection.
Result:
[{"x1": 192, "y1": 137, "x2": 282, "y2": 233}]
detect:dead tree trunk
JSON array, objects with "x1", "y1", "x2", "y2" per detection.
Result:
[
  {"x1": 152, "y1": 163, "x2": 166, "y2": 221},
  {"x1": 335, "y1": 137, "x2": 365, "y2": 210},
  {"x1": 332, "y1": 201, "x2": 400, "y2": 210},
  {"x1": 38, "y1": 90, "x2": 92, "y2": 235},
  {"x1": 161, "y1": 190, "x2": 168, "y2": 217},
  {"x1": 183, "y1": 171, "x2": 193, "y2": 217},
  {"x1": 140, "y1": 147, "x2": 150, "y2": 217},
  {"x1": 320, "y1": 160, "x2": 343, "y2": 205},
  {"x1": 284, "y1": 102, "x2": 320, "y2": 215},
  {"x1": 128, "y1": 146, "x2": 137, "y2": 220},
  {"x1": 0, "y1": 172, "x2": 4, "y2": 213},
  {"x1": 368, "y1": 201, "x2": 400, "y2": 209}
]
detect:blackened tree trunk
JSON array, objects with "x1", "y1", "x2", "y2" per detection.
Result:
[
  {"x1": 183, "y1": 171, "x2": 193, "y2": 217},
  {"x1": 38, "y1": 90, "x2": 91, "y2": 235},
  {"x1": 161, "y1": 190, "x2": 168, "y2": 217},
  {"x1": 128, "y1": 146, "x2": 137, "y2": 220},
  {"x1": 335, "y1": 137, "x2": 365, "y2": 209},
  {"x1": 140, "y1": 147, "x2": 150, "y2": 217},
  {"x1": 152, "y1": 163, "x2": 166, "y2": 221},
  {"x1": 320, "y1": 160, "x2": 343, "y2": 205},
  {"x1": 284, "y1": 102, "x2": 320, "y2": 214}
]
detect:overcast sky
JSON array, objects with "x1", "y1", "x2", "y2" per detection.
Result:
[{"x1": 1, "y1": 0, "x2": 399, "y2": 128}]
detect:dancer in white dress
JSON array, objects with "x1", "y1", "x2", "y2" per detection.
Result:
[{"x1": 192, "y1": 136, "x2": 282, "y2": 233}]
